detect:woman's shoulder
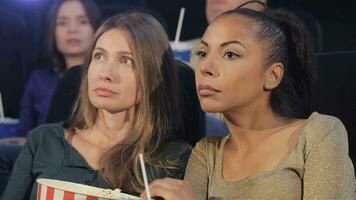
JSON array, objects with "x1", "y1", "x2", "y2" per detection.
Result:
[
  {"x1": 26, "y1": 122, "x2": 65, "y2": 145},
  {"x1": 29, "y1": 68, "x2": 56, "y2": 78},
  {"x1": 193, "y1": 136, "x2": 227, "y2": 156},
  {"x1": 27, "y1": 68, "x2": 58, "y2": 84},
  {"x1": 196, "y1": 136, "x2": 226, "y2": 148},
  {"x1": 302, "y1": 112, "x2": 347, "y2": 151},
  {"x1": 304, "y1": 112, "x2": 346, "y2": 136}
]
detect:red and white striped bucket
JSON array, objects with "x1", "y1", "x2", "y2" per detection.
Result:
[{"x1": 36, "y1": 178, "x2": 140, "y2": 200}]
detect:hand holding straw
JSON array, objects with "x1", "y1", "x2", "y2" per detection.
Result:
[
  {"x1": 0, "y1": 92, "x2": 4, "y2": 119},
  {"x1": 139, "y1": 153, "x2": 151, "y2": 200},
  {"x1": 174, "y1": 7, "x2": 186, "y2": 46}
]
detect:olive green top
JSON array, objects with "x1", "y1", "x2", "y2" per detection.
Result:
[{"x1": 185, "y1": 112, "x2": 356, "y2": 199}]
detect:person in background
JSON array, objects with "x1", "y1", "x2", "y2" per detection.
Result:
[
  {"x1": 2, "y1": 11, "x2": 190, "y2": 200},
  {"x1": 206, "y1": 0, "x2": 267, "y2": 23},
  {"x1": 0, "y1": 0, "x2": 101, "y2": 194},
  {"x1": 141, "y1": 8, "x2": 356, "y2": 199},
  {"x1": 17, "y1": 0, "x2": 101, "y2": 138}
]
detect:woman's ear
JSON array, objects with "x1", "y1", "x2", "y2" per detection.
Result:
[{"x1": 263, "y1": 62, "x2": 284, "y2": 91}]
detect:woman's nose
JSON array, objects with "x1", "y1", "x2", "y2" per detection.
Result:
[
  {"x1": 68, "y1": 21, "x2": 79, "y2": 32},
  {"x1": 99, "y1": 63, "x2": 115, "y2": 82},
  {"x1": 198, "y1": 55, "x2": 219, "y2": 77}
]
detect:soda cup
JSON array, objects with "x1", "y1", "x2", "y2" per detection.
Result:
[{"x1": 170, "y1": 41, "x2": 194, "y2": 64}]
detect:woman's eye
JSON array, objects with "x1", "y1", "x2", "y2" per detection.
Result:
[
  {"x1": 196, "y1": 50, "x2": 207, "y2": 58},
  {"x1": 93, "y1": 52, "x2": 102, "y2": 61},
  {"x1": 56, "y1": 20, "x2": 67, "y2": 26},
  {"x1": 79, "y1": 18, "x2": 89, "y2": 25},
  {"x1": 121, "y1": 56, "x2": 133, "y2": 65},
  {"x1": 223, "y1": 51, "x2": 240, "y2": 59}
]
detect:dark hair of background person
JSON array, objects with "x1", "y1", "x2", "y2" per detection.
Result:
[
  {"x1": 221, "y1": 8, "x2": 316, "y2": 119},
  {"x1": 45, "y1": 0, "x2": 101, "y2": 75},
  {"x1": 65, "y1": 11, "x2": 184, "y2": 192}
]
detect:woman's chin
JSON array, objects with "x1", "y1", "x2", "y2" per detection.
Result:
[{"x1": 201, "y1": 105, "x2": 223, "y2": 113}]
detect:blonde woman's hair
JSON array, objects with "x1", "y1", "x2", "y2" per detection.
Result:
[{"x1": 65, "y1": 11, "x2": 182, "y2": 192}]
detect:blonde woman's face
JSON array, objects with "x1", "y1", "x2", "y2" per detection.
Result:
[
  {"x1": 88, "y1": 29, "x2": 138, "y2": 114},
  {"x1": 55, "y1": 0, "x2": 94, "y2": 59}
]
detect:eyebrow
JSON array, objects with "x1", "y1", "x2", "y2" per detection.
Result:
[
  {"x1": 200, "y1": 40, "x2": 209, "y2": 47},
  {"x1": 57, "y1": 15, "x2": 88, "y2": 20},
  {"x1": 221, "y1": 40, "x2": 245, "y2": 48},
  {"x1": 200, "y1": 40, "x2": 245, "y2": 48},
  {"x1": 77, "y1": 15, "x2": 89, "y2": 19},
  {"x1": 93, "y1": 47, "x2": 133, "y2": 56}
]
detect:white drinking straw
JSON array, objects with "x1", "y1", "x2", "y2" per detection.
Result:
[
  {"x1": 0, "y1": 92, "x2": 4, "y2": 119},
  {"x1": 139, "y1": 153, "x2": 151, "y2": 200},
  {"x1": 174, "y1": 7, "x2": 186, "y2": 46}
]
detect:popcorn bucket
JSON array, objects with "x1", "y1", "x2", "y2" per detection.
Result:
[{"x1": 36, "y1": 178, "x2": 140, "y2": 200}]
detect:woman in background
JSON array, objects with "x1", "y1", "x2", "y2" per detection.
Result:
[
  {"x1": 2, "y1": 11, "x2": 190, "y2": 200},
  {"x1": 18, "y1": 0, "x2": 101, "y2": 137},
  {"x1": 142, "y1": 8, "x2": 356, "y2": 200},
  {"x1": 0, "y1": 0, "x2": 101, "y2": 194}
]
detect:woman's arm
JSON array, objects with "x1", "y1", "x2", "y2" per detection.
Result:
[
  {"x1": 142, "y1": 138, "x2": 211, "y2": 200},
  {"x1": 141, "y1": 178, "x2": 194, "y2": 200},
  {"x1": 303, "y1": 119, "x2": 356, "y2": 199},
  {"x1": 184, "y1": 139, "x2": 210, "y2": 200}
]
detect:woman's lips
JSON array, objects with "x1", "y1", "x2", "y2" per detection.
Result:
[
  {"x1": 66, "y1": 39, "x2": 81, "y2": 45},
  {"x1": 197, "y1": 84, "x2": 221, "y2": 96},
  {"x1": 95, "y1": 87, "x2": 116, "y2": 97}
]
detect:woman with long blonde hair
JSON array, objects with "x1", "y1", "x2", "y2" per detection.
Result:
[{"x1": 2, "y1": 11, "x2": 190, "y2": 199}]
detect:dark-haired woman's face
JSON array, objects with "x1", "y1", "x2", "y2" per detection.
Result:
[
  {"x1": 195, "y1": 14, "x2": 270, "y2": 113},
  {"x1": 55, "y1": 0, "x2": 94, "y2": 59}
]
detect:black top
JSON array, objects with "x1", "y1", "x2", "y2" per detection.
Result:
[{"x1": 1, "y1": 122, "x2": 191, "y2": 200}]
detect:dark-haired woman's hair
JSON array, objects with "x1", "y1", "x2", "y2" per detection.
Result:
[
  {"x1": 221, "y1": 8, "x2": 316, "y2": 119},
  {"x1": 46, "y1": 0, "x2": 101, "y2": 74}
]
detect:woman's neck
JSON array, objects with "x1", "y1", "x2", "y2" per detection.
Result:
[
  {"x1": 87, "y1": 108, "x2": 133, "y2": 148},
  {"x1": 223, "y1": 106, "x2": 293, "y2": 151},
  {"x1": 64, "y1": 55, "x2": 85, "y2": 68},
  {"x1": 224, "y1": 108, "x2": 286, "y2": 131}
]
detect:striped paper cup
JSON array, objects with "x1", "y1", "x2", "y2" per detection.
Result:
[{"x1": 36, "y1": 178, "x2": 140, "y2": 200}]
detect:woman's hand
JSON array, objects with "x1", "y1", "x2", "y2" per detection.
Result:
[{"x1": 140, "y1": 178, "x2": 195, "y2": 200}]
